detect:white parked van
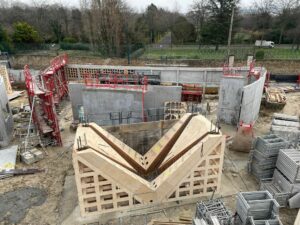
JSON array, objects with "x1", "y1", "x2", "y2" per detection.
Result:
[{"x1": 255, "y1": 40, "x2": 275, "y2": 48}]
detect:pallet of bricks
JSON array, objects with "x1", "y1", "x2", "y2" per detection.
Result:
[
  {"x1": 235, "y1": 191, "x2": 283, "y2": 225},
  {"x1": 260, "y1": 149, "x2": 300, "y2": 208},
  {"x1": 248, "y1": 134, "x2": 289, "y2": 180}
]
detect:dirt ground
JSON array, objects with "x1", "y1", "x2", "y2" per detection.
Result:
[
  {"x1": 0, "y1": 91, "x2": 299, "y2": 225},
  {"x1": 0, "y1": 96, "x2": 75, "y2": 225}
]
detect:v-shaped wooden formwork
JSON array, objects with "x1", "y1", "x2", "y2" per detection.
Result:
[{"x1": 73, "y1": 114, "x2": 225, "y2": 216}]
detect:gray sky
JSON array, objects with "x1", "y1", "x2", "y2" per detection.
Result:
[{"x1": 15, "y1": 0, "x2": 253, "y2": 13}]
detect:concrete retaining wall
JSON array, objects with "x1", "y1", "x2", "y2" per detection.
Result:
[
  {"x1": 217, "y1": 76, "x2": 246, "y2": 125},
  {"x1": 240, "y1": 74, "x2": 266, "y2": 124},
  {"x1": 0, "y1": 77, "x2": 13, "y2": 147},
  {"x1": 218, "y1": 68, "x2": 266, "y2": 126},
  {"x1": 66, "y1": 64, "x2": 251, "y2": 87},
  {"x1": 68, "y1": 83, "x2": 181, "y2": 125}
]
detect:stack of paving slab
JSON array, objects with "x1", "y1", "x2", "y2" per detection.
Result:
[
  {"x1": 249, "y1": 134, "x2": 289, "y2": 180},
  {"x1": 271, "y1": 113, "x2": 300, "y2": 147},
  {"x1": 260, "y1": 149, "x2": 300, "y2": 208},
  {"x1": 236, "y1": 191, "x2": 282, "y2": 225},
  {"x1": 193, "y1": 199, "x2": 232, "y2": 225}
]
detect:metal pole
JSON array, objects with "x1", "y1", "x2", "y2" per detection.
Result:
[
  {"x1": 24, "y1": 96, "x2": 35, "y2": 153},
  {"x1": 227, "y1": 4, "x2": 235, "y2": 59}
]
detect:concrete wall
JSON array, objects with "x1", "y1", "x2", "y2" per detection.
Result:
[
  {"x1": 83, "y1": 88, "x2": 143, "y2": 125},
  {"x1": 68, "y1": 83, "x2": 181, "y2": 125},
  {"x1": 217, "y1": 76, "x2": 246, "y2": 125},
  {"x1": 240, "y1": 73, "x2": 266, "y2": 124},
  {"x1": 144, "y1": 85, "x2": 182, "y2": 109},
  {"x1": 66, "y1": 64, "x2": 251, "y2": 87},
  {"x1": 68, "y1": 83, "x2": 85, "y2": 121},
  {"x1": 0, "y1": 77, "x2": 13, "y2": 147},
  {"x1": 218, "y1": 68, "x2": 266, "y2": 126}
]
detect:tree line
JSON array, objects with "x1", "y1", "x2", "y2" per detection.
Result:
[{"x1": 0, "y1": 0, "x2": 299, "y2": 56}]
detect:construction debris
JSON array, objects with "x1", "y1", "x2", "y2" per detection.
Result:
[
  {"x1": 194, "y1": 199, "x2": 232, "y2": 225},
  {"x1": 236, "y1": 191, "x2": 282, "y2": 225},
  {"x1": 230, "y1": 123, "x2": 253, "y2": 153},
  {"x1": 248, "y1": 134, "x2": 289, "y2": 180},
  {"x1": 0, "y1": 145, "x2": 18, "y2": 179}
]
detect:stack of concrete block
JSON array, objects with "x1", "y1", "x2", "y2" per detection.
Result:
[
  {"x1": 260, "y1": 149, "x2": 300, "y2": 208},
  {"x1": 271, "y1": 113, "x2": 300, "y2": 147},
  {"x1": 249, "y1": 134, "x2": 289, "y2": 180},
  {"x1": 236, "y1": 191, "x2": 282, "y2": 225},
  {"x1": 20, "y1": 148, "x2": 44, "y2": 164}
]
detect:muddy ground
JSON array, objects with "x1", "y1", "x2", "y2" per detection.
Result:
[{"x1": 0, "y1": 91, "x2": 299, "y2": 225}]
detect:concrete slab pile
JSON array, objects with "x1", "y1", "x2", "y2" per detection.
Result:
[
  {"x1": 271, "y1": 113, "x2": 300, "y2": 147},
  {"x1": 73, "y1": 114, "x2": 225, "y2": 216},
  {"x1": 260, "y1": 149, "x2": 300, "y2": 207},
  {"x1": 194, "y1": 199, "x2": 232, "y2": 225},
  {"x1": 236, "y1": 191, "x2": 281, "y2": 225},
  {"x1": 248, "y1": 134, "x2": 289, "y2": 180}
]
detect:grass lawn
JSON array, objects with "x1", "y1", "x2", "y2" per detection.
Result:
[{"x1": 142, "y1": 46, "x2": 300, "y2": 60}]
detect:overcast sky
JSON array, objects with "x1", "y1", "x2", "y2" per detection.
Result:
[{"x1": 16, "y1": 0, "x2": 253, "y2": 13}]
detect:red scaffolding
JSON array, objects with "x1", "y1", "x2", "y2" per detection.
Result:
[{"x1": 24, "y1": 54, "x2": 68, "y2": 146}]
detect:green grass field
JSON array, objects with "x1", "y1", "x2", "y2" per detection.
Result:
[{"x1": 142, "y1": 46, "x2": 300, "y2": 60}]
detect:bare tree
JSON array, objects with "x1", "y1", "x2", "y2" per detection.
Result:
[{"x1": 187, "y1": 0, "x2": 209, "y2": 47}]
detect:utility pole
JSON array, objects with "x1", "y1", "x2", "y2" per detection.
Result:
[{"x1": 227, "y1": 3, "x2": 235, "y2": 59}]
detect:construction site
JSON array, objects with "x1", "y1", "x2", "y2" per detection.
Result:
[{"x1": 0, "y1": 52, "x2": 300, "y2": 225}]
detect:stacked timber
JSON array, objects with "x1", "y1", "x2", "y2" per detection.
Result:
[{"x1": 265, "y1": 87, "x2": 286, "y2": 109}]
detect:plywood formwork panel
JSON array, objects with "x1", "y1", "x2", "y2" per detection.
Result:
[
  {"x1": 73, "y1": 115, "x2": 225, "y2": 216},
  {"x1": 0, "y1": 65, "x2": 13, "y2": 94}
]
